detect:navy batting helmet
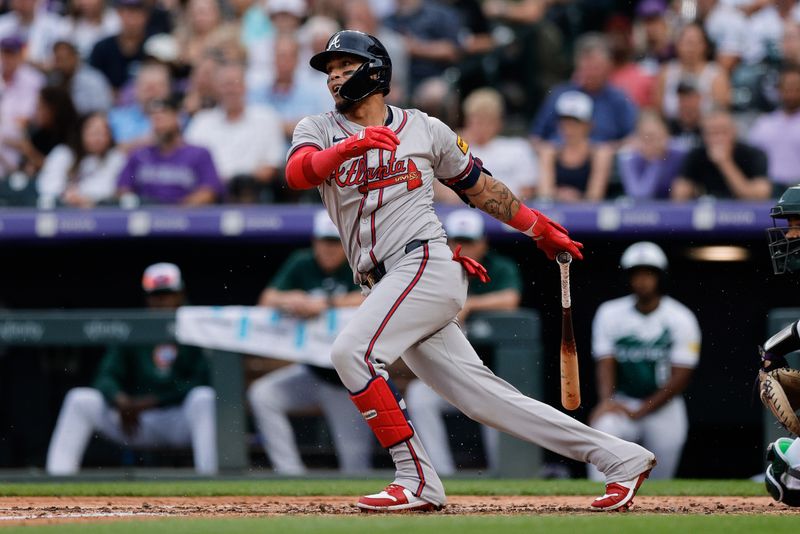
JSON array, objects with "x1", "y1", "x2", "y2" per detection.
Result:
[{"x1": 309, "y1": 30, "x2": 392, "y2": 102}]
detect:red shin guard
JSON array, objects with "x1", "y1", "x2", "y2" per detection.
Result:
[{"x1": 350, "y1": 376, "x2": 414, "y2": 448}]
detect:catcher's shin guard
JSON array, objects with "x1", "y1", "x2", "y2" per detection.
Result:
[
  {"x1": 351, "y1": 376, "x2": 414, "y2": 448},
  {"x1": 765, "y1": 438, "x2": 800, "y2": 507}
]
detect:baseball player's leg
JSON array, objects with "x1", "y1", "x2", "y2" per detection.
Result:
[
  {"x1": 640, "y1": 396, "x2": 688, "y2": 479},
  {"x1": 405, "y1": 378, "x2": 457, "y2": 476},
  {"x1": 247, "y1": 364, "x2": 321, "y2": 475},
  {"x1": 319, "y1": 381, "x2": 373, "y2": 473},
  {"x1": 329, "y1": 242, "x2": 465, "y2": 507},
  {"x1": 46, "y1": 387, "x2": 107, "y2": 475},
  {"x1": 402, "y1": 322, "x2": 655, "y2": 484},
  {"x1": 587, "y1": 411, "x2": 641, "y2": 481},
  {"x1": 181, "y1": 386, "x2": 217, "y2": 474}
]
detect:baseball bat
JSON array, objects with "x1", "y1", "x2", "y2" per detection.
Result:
[{"x1": 557, "y1": 251, "x2": 581, "y2": 411}]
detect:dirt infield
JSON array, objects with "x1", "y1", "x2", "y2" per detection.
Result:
[{"x1": 0, "y1": 495, "x2": 798, "y2": 525}]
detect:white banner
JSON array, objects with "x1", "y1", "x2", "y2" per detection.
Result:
[{"x1": 175, "y1": 306, "x2": 357, "y2": 368}]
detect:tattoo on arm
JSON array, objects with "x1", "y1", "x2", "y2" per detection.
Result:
[{"x1": 465, "y1": 173, "x2": 521, "y2": 222}]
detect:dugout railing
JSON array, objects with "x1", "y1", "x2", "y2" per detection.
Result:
[{"x1": 0, "y1": 308, "x2": 544, "y2": 477}]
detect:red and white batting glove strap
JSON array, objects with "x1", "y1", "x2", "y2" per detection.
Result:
[{"x1": 508, "y1": 205, "x2": 584, "y2": 261}]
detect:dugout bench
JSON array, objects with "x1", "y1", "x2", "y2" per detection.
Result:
[{"x1": 0, "y1": 308, "x2": 545, "y2": 477}]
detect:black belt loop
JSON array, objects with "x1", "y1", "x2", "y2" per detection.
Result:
[{"x1": 364, "y1": 239, "x2": 428, "y2": 288}]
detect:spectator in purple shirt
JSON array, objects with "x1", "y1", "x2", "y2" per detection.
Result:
[
  {"x1": 117, "y1": 95, "x2": 223, "y2": 205},
  {"x1": 618, "y1": 112, "x2": 686, "y2": 200},
  {"x1": 749, "y1": 66, "x2": 800, "y2": 195}
]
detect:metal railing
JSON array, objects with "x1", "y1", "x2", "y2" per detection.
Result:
[{"x1": 0, "y1": 308, "x2": 545, "y2": 476}]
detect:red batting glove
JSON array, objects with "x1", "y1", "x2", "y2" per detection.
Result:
[
  {"x1": 532, "y1": 213, "x2": 584, "y2": 261},
  {"x1": 335, "y1": 126, "x2": 400, "y2": 159},
  {"x1": 452, "y1": 245, "x2": 491, "y2": 283}
]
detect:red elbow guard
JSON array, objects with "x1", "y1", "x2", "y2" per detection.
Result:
[{"x1": 350, "y1": 376, "x2": 414, "y2": 448}]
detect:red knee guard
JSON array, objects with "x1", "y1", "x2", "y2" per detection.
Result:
[{"x1": 350, "y1": 376, "x2": 414, "y2": 448}]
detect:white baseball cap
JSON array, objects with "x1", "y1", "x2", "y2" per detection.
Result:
[
  {"x1": 556, "y1": 91, "x2": 593, "y2": 122},
  {"x1": 313, "y1": 210, "x2": 340, "y2": 240},
  {"x1": 142, "y1": 262, "x2": 183, "y2": 293},
  {"x1": 266, "y1": 0, "x2": 307, "y2": 17},
  {"x1": 620, "y1": 242, "x2": 668, "y2": 271},
  {"x1": 445, "y1": 209, "x2": 485, "y2": 241}
]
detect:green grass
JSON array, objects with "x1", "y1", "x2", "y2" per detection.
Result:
[
  {"x1": 0, "y1": 479, "x2": 763, "y2": 497},
  {"x1": 1, "y1": 516, "x2": 797, "y2": 534}
]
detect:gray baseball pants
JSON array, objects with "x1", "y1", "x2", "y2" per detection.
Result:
[{"x1": 331, "y1": 238, "x2": 655, "y2": 507}]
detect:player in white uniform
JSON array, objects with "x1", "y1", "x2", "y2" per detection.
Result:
[
  {"x1": 285, "y1": 30, "x2": 656, "y2": 512},
  {"x1": 589, "y1": 242, "x2": 701, "y2": 480}
]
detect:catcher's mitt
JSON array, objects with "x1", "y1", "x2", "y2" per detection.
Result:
[{"x1": 759, "y1": 366, "x2": 800, "y2": 436}]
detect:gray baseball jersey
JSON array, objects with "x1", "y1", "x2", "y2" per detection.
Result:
[
  {"x1": 288, "y1": 104, "x2": 655, "y2": 507},
  {"x1": 289, "y1": 106, "x2": 475, "y2": 278}
]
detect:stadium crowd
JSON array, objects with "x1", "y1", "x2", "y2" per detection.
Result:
[{"x1": 0, "y1": 0, "x2": 797, "y2": 207}]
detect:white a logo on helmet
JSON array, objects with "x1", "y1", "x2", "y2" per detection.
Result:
[{"x1": 329, "y1": 35, "x2": 341, "y2": 50}]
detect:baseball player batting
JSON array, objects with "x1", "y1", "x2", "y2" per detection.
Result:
[{"x1": 285, "y1": 30, "x2": 656, "y2": 512}]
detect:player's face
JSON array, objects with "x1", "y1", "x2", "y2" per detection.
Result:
[
  {"x1": 326, "y1": 54, "x2": 365, "y2": 110},
  {"x1": 146, "y1": 291, "x2": 184, "y2": 310},
  {"x1": 313, "y1": 238, "x2": 347, "y2": 273},
  {"x1": 629, "y1": 267, "x2": 660, "y2": 299},
  {"x1": 787, "y1": 216, "x2": 800, "y2": 239}
]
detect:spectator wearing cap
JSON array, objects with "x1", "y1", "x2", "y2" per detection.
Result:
[
  {"x1": 654, "y1": 22, "x2": 730, "y2": 121},
  {"x1": 108, "y1": 62, "x2": 171, "y2": 149},
  {"x1": 748, "y1": 66, "x2": 800, "y2": 193},
  {"x1": 667, "y1": 78, "x2": 704, "y2": 152},
  {"x1": 46, "y1": 262, "x2": 218, "y2": 476},
  {"x1": 117, "y1": 95, "x2": 224, "y2": 205},
  {"x1": 249, "y1": 33, "x2": 330, "y2": 141},
  {"x1": 0, "y1": 0, "x2": 66, "y2": 68},
  {"x1": 248, "y1": 210, "x2": 371, "y2": 475},
  {"x1": 0, "y1": 35, "x2": 45, "y2": 178},
  {"x1": 185, "y1": 62, "x2": 284, "y2": 198},
  {"x1": 89, "y1": 0, "x2": 151, "y2": 92},
  {"x1": 50, "y1": 40, "x2": 113, "y2": 114},
  {"x1": 384, "y1": 0, "x2": 462, "y2": 92},
  {"x1": 633, "y1": 0, "x2": 676, "y2": 74},
  {"x1": 672, "y1": 109, "x2": 771, "y2": 200},
  {"x1": 58, "y1": 0, "x2": 121, "y2": 59},
  {"x1": 617, "y1": 111, "x2": 686, "y2": 200},
  {"x1": 405, "y1": 208, "x2": 521, "y2": 476},
  {"x1": 530, "y1": 33, "x2": 639, "y2": 146},
  {"x1": 537, "y1": 91, "x2": 614, "y2": 202},
  {"x1": 38, "y1": 112, "x2": 126, "y2": 208}
]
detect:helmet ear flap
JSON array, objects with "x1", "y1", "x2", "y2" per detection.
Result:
[{"x1": 339, "y1": 60, "x2": 390, "y2": 102}]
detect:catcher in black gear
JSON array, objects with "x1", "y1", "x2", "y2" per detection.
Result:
[{"x1": 760, "y1": 185, "x2": 800, "y2": 506}]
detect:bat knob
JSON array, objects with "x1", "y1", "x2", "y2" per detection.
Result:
[{"x1": 556, "y1": 252, "x2": 572, "y2": 265}]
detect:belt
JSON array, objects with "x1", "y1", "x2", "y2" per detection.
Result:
[{"x1": 363, "y1": 239, "x2": 428, "y2": 289}]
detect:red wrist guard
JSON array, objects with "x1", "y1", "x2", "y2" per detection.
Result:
[{"x1": 508, "y1": 204, "x2": 540, "y2": 237}]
